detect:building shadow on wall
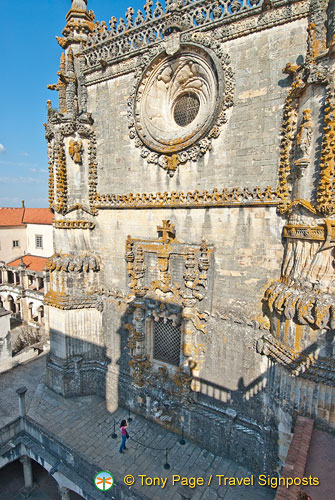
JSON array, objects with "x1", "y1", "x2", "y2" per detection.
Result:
[{"x1": 45, "y1": 298, "x2": 332, "y2": 476}]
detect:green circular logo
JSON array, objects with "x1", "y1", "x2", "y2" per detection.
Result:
[{"x1": 94, "y1": 471, "x2": 114, "y2": 491}]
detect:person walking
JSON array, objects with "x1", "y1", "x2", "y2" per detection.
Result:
[{"x1": 119, "y1": 419, "x2": 128, "y2": 454}]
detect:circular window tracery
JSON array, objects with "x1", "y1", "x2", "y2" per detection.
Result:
[
  {"x1": 128, "y1": 41, "x2": 235, "y2": 174},
  {"x1": 173, "y1": 93, "x2": 200, "y2": 127},
  {"x1": 133, "y1": 45, "x2": 225, "y2": 154}
]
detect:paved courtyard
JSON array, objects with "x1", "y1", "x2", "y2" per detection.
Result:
[
  {"x1": 0, "y1": 354, "x2": 46, "y2": 428},
  {"x1": 0, "y1": 357, "x2": 275, "y2": 500}
]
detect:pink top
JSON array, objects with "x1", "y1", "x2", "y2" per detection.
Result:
[{"x1": 121, "y1": 426, "x2": 127, "y2": 436}]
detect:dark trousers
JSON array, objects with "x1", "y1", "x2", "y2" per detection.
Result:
[{"x1": 120, "y1": 434, "x2": 126, "y2": 452}]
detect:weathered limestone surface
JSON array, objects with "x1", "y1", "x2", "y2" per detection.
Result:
[
  {"x1": 43, "y1": 0, "x2": 335, "y2": 484},
  {"x1": 92, "y1": 19, "x2": 308, "y2": 194}
]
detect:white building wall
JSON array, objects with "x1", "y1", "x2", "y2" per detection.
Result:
[
  {"x1": 0, "y1": 226, "x2": 27, "y2": 263},
  {"x1": 26, "y1": 224, "x2": 53, "y2": 257}
]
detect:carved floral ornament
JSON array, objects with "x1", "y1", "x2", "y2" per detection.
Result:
[{"x1": 128, "y1": 42, "x2": 234, "y2": 175}]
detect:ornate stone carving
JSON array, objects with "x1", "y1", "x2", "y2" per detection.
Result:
[
  {"x1": 69, "y1": 139, "x2": 83, "y2": 164},
  {"x1": 57, "y1": 0, "x2": 95, "y2": 50},
  {"x1": 82, "y1": 1, "x2": 308, "y2": 74},
  {"x1": 282, "y1": 222, "x2": 335, "y2": 242},
  {"x1": 53, "y1": 220, "x2": 95, "y2": 229},
  {"x1": 128, "y1": 42, "x2": 234, "y2": 175},
  {"x1": 316, "y1": 93, "x2": 335, "y2": 215},
  {"x1": 44, "y1": 290, "x2": 102, "y2": 311},
  {"x1": 129, "y1": 355, "x2": 151, "y2": 387},
  {"x1": 95, "y1": 185, "x2": 278, "y2": 209},
  {"x1": 256, "y1": 332, "x2": 335, "y2": 385},
  {"x1": 278, "y1": 48, "x2": 334, "y2": 215},
  {"x1": 46, "y1": 253, "x2": 100, "y2": 273},
  {"x1": 125, "y1": 220, "x2": 212, "y2": 310},
  {"x1": 45, "y1": 109, "x2": 97, "y2": 216},
  {"x1": 125, "y1": 221, "x2": 212, "y2": 389},
  {"x1": 265, "y1": 280, "x2": 335, "y2": 330},
  {"x1": 263, "y1": 5, "x2": 335, "y2": 366}
]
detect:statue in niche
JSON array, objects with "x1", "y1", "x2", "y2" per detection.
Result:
[
  {"x1": 69, "y1": 138, "x2": 83, "y2": 164},
  {"x1": 293, "y1": 108, "x2": 313, "y2": 198}
]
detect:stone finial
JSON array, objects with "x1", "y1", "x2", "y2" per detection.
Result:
[
  {"x1": 18, "y1": 257, "x2": 26, "y2": 271},
  {"x1": 57, "y1": 0, "x2": 94, "y2": 49},
  {"x1": 71, "y1": 0, "x2": 87, "y2": 10}
]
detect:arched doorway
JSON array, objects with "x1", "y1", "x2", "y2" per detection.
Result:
[
  {"x1": 7, "y1": 295, "x2": 16, "y2": 314},
  {"x1": 38, "y1": 305, "x2": 44, "y2": 325},
  {"x1": 28, "y1": 302, "x2": 34, "y2": 321}
]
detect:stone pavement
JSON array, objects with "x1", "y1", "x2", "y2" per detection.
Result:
[
  {"x1": 27, "y1": 383, "x2": 275, "y2": 500},
  {"x1": 0, "y1": 357, "x2": 275, "y2": 499},
  {"x1": 0, "y1": 353, "x2": 46, "y2": 428}
]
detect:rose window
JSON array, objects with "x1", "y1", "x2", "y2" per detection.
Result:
[{"x1": 134, "y1": 45, "x2": 224, "y2": 154}]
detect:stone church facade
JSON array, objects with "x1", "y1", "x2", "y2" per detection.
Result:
[{"x1": 44, "y1": 0, "x2": 335, "y2": 474}]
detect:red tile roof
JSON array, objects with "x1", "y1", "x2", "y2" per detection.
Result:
[
  {"x1": 0, "y1": 208, "x2": 53, "y2": 226},
  {"x1": 0, "y1": 208, "x2": 25, "y2": 226},
  {"x1": 23, "y1": 208, "x2": 54, "y2": 225},
  {"x1": 8, "y1": 255, "x2": 48, "y2": 272}
]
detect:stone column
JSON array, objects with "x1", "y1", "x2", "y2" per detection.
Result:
[
  {"x1": 133, "y1": 301, "x2": 145, "y2": 357},
  {"x1": 59, "y1": 486, "x2": 71, "y2": 500},
  {"x1": 38, "y1": 307, "x2": 43, "y2": 324},
  {"x1": 20, "y1": 456, "x2": 33, "y2": 489},
  {"x1": 16, "y1": 386, "x2": 27, "y2": 417}
]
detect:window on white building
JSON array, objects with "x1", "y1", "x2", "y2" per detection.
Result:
[
  {"x1": 35, "y1": 235, "x2": 43, "y2": 249},
  {"x1": 13, "y1": 240, "x2": 19, "y2": 248}
]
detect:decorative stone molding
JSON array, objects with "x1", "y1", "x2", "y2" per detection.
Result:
[
  {"x1": 96, "y1": 185, "x2": 278, "y2": 209},
  {"x1": 265, "y1": 280, "x2": 335, "y2": 330},
  {"x1": 256, "y1": 332, "x2": 335, "y2": 385},
  {"x1": 44, "y1": 290, "x2": 102, "y2": 311},
  {"x1": 82, "y1": 1, "x2": 308, "y2": 75},
  {"x1": 53, "y1": 220, "x2": 95, "y2": 230},
  {"x1": 264, "y1": 5, "x2": 335, "y2": 364},
  {"x1": 45, "y1": 113, "x2": 98, "y2": 215},
  {"x1": 282, "y1": 223, "x2": 328, "y2": 242},
  {"x1": 316, "y1": 93, "x2": 335, "y2": 215},
  {"x1": 128, "y1": 41, "x2": 234, "y2": 175},
  {"x1": 46, "y1": 13, "x2": 98, "y2": 216},
  {"x1": 46, "y1": 253, "x2": 100, "y2": 273}
]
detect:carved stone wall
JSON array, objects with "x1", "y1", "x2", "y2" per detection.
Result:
[{"x1": 45, "y1": 0, "x2": 335, "y2": 478}]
